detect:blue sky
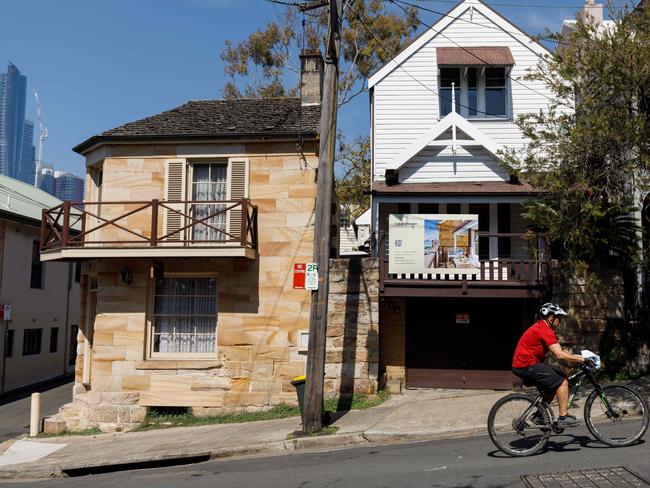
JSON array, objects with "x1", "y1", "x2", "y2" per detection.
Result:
[{"x1": 0, "y1": 0, "x2": 583, "y2": 177}]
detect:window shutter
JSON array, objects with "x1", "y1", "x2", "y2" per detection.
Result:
[
  {"x1": 227, "y1": 158, "x2": 249, "y2": 240},
  {"x1": 163, "y1": 160, "x2": 186, "y2": 242}
]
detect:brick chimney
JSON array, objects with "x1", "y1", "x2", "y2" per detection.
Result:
[
  {"x1": 300, "y1": 49, "x2": 323, "y2": 106},
  {"x1": 579, "y1": 0, "x2": 603, "y2": 25}
]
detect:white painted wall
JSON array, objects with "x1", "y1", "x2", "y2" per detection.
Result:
[{"x1": 372, "y1": 3, "x2": 555, "y2": 182}]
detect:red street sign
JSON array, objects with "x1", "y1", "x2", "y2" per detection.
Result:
[{"x1": 293, "y1": 263, "x2": 306, "y2": 289}]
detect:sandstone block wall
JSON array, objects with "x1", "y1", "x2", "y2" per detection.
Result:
[
  {"x1": 324, "y1": 258, "x2": 380, "y2": 397},
  {"x1": 54, "y1": 141, "x2": 319, "y2": 431},
  {"x1": 552, "y1": 261, "x2": 650, "y2": 376}
]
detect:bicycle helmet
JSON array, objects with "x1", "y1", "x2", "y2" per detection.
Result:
[{"x1": 540, "y1": 302, "x2": 568, "y2": 317}]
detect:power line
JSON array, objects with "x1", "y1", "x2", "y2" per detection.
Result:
[
  {"x1": 264, "y1": 0, "x2": 306, "y2": 6},
  {"x1": 412, "y1": 0, "x2": 631, "y2": 9},
  {"x1": 386, "y1": 0, "x2": 560, "y2": 44},
  {"x1": 350, "y1": 4, "x2": 510, "y2": 118},
  {"x1": 388, "y1": 0, "x2": 560, "y2": 104}
]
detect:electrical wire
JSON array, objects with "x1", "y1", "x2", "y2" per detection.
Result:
[
  {"x1": 412, "y1": 0, "x2": 631, "y2": 10},
  {"x1": 386, "y1": 0, "x2": 562, "y2": 45},
  {"x1": 388, "y1": 0, "x2": 561, "y2": 104},
  {"x1": 264, "y1": 0, "x2": 306, "y2": 6},
  {"x1": 350, "y1": 5, "x2": 511, "y2": 117}
]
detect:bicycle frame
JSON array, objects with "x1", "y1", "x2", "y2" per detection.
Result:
[
  {"x1": 568, "y1": 366, "x2": 619, "y2": 419},
  {"x1": 515, "y1": 365, "x2": 618, "y2": 433}
]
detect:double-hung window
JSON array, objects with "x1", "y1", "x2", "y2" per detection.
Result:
[
  {"x1": 151, "y1": 276, "x2": 217, "y2": 356},
  {"x1": 190, "y1": 163, "x2": 228, "y2": 242},
  {"x1": 439, "y1": 66, "x2": 509, "y2": 118}
]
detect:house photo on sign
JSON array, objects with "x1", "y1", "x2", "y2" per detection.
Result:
[{"x1": 389, "y1": 214, "x2": 480, "y2": 275}]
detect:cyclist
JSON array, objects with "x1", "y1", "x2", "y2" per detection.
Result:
[{"x1": 512, "y1": 303, "x2": 587, "y2": 428}]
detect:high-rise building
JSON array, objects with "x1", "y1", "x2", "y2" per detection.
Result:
[
  {"x1": 53, "y1": 170, "x2": 84, "y2": 202},
  {"x1": 20, "y1": 120, "x2": 35, "y2": 184},
  {"x1": 0, "y1": 62, "x2": 35, "y2": 185},
  {"x1": 38, "y1": 163, "x2": 55, "y2": 195}
]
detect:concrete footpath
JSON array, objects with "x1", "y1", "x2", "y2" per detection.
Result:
[{"x1": 0, "y1": 377, "x2": 648, "y2": 480}]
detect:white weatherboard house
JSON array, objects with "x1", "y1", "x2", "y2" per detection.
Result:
[{"x1": 370, "y1": 0, "x2": 557, "y2": 390}]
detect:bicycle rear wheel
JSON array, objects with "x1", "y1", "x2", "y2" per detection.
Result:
[
  {"x1": 487, "y1": 393, "x2": 550, "y2": 457},
  {"x1": 584, "y1": 383, "x2": 649, "y2": 447}
]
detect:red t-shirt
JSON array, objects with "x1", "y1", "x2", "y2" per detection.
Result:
[{"x1": 512, "y1": 320, "x2": 558, "y2": 368}]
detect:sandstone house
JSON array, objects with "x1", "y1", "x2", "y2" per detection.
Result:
[{"x1": 40, "y1": 52, "x2": 325, "y2": 431}]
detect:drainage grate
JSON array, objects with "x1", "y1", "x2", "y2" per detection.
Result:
[{"x1": 522, "y1": 467, "x2": 650, "y2": 488}]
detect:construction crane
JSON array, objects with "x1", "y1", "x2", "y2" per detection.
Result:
[{"x1": 33, "y1": 90, "x2": 48, "y2": 187}]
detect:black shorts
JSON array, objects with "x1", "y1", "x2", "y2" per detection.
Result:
[{"x1": 512, "y1": 363, "x2": 564, "y2": 393}]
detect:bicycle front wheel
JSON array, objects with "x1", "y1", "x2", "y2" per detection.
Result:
[
  {"x1": 584, "y1": 383, "x2": 649, "y2": 447},
  {"x1": 487, "y1": 393, "x2": 550, "y2": 457}
]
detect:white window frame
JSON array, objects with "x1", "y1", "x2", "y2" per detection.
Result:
[
  {"x1": 187, "y1": 160, "x2": 229, "y2": 244},
  {"x1": 147, "y1": 272, "x2": 219, "y2": 359},
  {"x1": 438, "y1": 66, "x2": 511, "y2": 120}
]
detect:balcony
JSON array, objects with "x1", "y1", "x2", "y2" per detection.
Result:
[
  {"x1": 378, "y1": 232, "x2": 550, "y2": 298},
  {"x1": 40, "y1": 199, "x2": 258, "y2": 261}
]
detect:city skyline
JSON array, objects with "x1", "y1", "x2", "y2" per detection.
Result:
[{"x1": 0, "y1": 0, "x2": 580, "y2": 179}]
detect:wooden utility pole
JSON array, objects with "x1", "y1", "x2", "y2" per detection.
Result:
[{"x1": 303, "y1": 0, "x2": 344, "y2": 434}]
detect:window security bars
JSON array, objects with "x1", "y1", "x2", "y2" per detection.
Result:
[{"x1": 151, "y1": 277, "x2": 217, "y2": 355}]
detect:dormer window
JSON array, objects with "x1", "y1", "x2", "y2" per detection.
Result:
[
  {"x1": 436, "y1": 47, "x2": 514, "y2": 119},
  {"x1": 438, "y1": 67, "x2": 508, "y2": 118}
]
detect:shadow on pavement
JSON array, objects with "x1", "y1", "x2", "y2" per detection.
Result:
[{"x1": 0, "y1": 375, "x2": 73, "y2": 407}]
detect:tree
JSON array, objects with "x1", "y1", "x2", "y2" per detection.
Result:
[
  {"x1": 335, "y1": 134, "x2": 371, "y2": 218},
  {"x1": 219, "y1": 1, "x2": 419, "y2": 105},
  {"x1": 220, "y1": 1, "x2": 416, "y2": 214},
  {"x1": 504, "y1": 3, "x2": 650, "y2": 333}
]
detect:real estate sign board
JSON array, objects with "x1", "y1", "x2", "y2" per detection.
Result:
[{"x1": 388, "y1": 214, "x2": 480, "y2": 275}]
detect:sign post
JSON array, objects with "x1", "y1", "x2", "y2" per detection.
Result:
[
  {"x1": 293, "y1": 263, "x2": 306, "y2": 289},
  {"x1": 305, "y1": 263, "x2": 319, "y2": 291}
]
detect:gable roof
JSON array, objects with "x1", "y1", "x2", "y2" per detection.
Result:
[
  {"x1": 368, "y1": 0, "x2": 551, "y2": 88},
  {"x1": 74, "y1": 98, "x2": 321, "y2": 154},
  {"x1": 0, "y1": 174, "x2": 63, "y2": 226}
]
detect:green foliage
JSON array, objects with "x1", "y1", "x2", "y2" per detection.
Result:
[
  {"x1": 36, "y1": 427, "x2": 102, "y2": 438},
  {"x1": 219, "y1": 1, "x2": 419, "y2": 105},
  {"x1": 133, "y1": 392, "x2": 389, "y2": 433},
  {"x1": 134, "y1": 404, "x2": 301, "y2": 431},
  {"x1": 335, "y1": 135, "x2": 371, "y2": 218},
  {"x1": 324, "y1": 390, "x2": 390, "y2": 412},
  {"x1": 503, "y1": 3, "x2": 650, "y2": 307}
]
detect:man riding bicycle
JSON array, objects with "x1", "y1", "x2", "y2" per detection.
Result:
[{"x1": 512, "y1": 303, "x2": 587, "y2": 428}]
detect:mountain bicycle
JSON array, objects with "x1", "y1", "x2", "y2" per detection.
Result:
[{"x1": 487, "y1": 362, "x2": 649, "y2": 457}]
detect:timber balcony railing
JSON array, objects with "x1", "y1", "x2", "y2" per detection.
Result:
[
  {"x1": 378, "y1": 231, "x2": 550, "y2": 297},
  {"x1": 40, "y1": 199, "x2": 258, "y2": 260}
]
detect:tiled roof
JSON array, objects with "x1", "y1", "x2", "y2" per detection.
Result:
[
  {"x1": 75, "y1": 98, "x2": 320, "y2": 153},
  {"x1": 101, "y1": 98, "x2": 320, "y2": 136}
]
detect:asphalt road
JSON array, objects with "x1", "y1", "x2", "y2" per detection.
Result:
[
  {"x1": 5, "y1": 425, "x2": 649, "y2": 488},
  {"x1": 0, "y1": 379, "x2": 73, "y2": 442}
]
